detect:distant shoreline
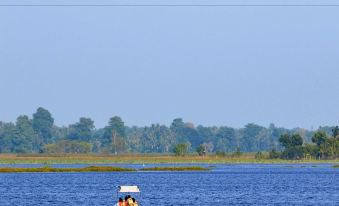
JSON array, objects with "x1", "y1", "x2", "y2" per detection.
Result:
[
  {"x1": 0, "y1": 154, "x2": 338, "y2": 164},
  {"x1": 0, "y1": 165, "x2": 210, "y2": 173}
]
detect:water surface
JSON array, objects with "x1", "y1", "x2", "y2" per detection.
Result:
[{"x1": 0, "y1": 164, "x2": 338, "y2": 205}]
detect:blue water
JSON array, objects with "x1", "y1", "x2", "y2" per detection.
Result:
[{"x1": 0, "y1": 164, "x2": 338, "y2": 205}]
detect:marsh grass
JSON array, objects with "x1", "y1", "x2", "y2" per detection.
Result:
[
  {"x1": 0, "y1": 154, "x2": 337, "y2": 164},
  {"x1": 139, "y1": 166, "x2": 209, "y2": 171},
  {"x1": 333, "y1": 165, "x2": 339, "y2": 168},
  {"x1": 0, "y1": 165, "x2": 209, "y2": 173},
  {"x1": 0, "y1": 166, "x2": 136, "y2": 173}
]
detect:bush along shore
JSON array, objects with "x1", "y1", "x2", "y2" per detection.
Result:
[{"x1": 0, "y1": 165, "x2": 210, "y2": 173}]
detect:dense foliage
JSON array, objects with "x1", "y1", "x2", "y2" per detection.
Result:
[
  {"x1": 276, "y1": 129, "x2": 339, "y2": 159},
  {"x1": 0, "y1": 107, "x2": 338, "y2": 159}
]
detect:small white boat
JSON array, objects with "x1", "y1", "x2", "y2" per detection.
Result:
[{"x1": 116, "y1": 185, "x2": 141, "y2": 206}]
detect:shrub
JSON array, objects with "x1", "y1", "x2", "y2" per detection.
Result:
[
  {"x1": 173, "y1": 143, "x2": 189, "y2": 156},
  {"x1": 232, "y1": 147, "x2": 242, "y2": 157},
  {"x1": 216, "y1": 151, "x2": 226, "y2": 157},
  {"x1": 255, "y1": 152, "x2": 266, "y2": 159},
  {"x1": 269, "y1": 149, "x2": 280, "y2": 159}
]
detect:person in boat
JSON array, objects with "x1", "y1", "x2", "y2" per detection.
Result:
[
  {"x1": 123, "y1": 195, "x2": 133, "y2": 206},
  {"x1": 115, "y1": 197, "x2": 124, "y2": 206},
  {"x1": 132, "y1": 198, "x2": 138, "y2": 206},
  {"x1": 127, "y1": 196, "x2": 133, "y2": 206},
  {"x1": 123, "y1": 196, "x2": 128, "y2": 206}
]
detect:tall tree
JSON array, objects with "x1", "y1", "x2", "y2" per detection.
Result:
[
  {"x1": 240, "y1": 123, "x2": 266, "y2": 152},
  {"x1": 68, "y1": 117, "x2": 95, "y2": 142},
  {"x1": 312, "y1": 131, "x2": 327, "y2": 147},
  {"x1": 279, "y1": 133, "x2": 303, "y2": 148},
  {"x1": 32, "y1": 107, "x2": 54, "y2": 149},
  {"x1": 106, "y1": 116, "x2": 125, "y2": 137},
  {"x1": 215, "y1": 126, "x2": 236, "y2": 152},
  {"x1": 170, "y1": 118, "x2": 185, "y2": 132},
  {"x1": 0, "y1": 122, "x2": 16, "y2": 153},
  {"x1": 279, "y1": 133, "x2": 304, "y2": 159},
  {"x1": 170, "y1": 118, "x2": 198, "y2": 149},
  {"x1": 102, "y1": 116, "x2": 126, "y2": 153},
  {"x1": 332, "y1": 126, "x2": 339, "y2": 138},
  {"x1": 141, "y1": 124, "x2": 175, "y2": 153},
  {"x1": 15, "y1": 115, "x2": 36, "y2": 153}
]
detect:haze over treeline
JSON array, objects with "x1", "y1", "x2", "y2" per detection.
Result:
[{"x1": 0, "y1": 107, "x2": 336, "y2": 154}]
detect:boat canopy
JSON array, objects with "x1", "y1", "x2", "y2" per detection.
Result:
[{"x1": 118, "y1": 186, "x2": 140, "y2": 193}]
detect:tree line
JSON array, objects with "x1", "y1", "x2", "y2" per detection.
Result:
[
  {"x1": 274, "y1": 128, "x2": 338, "y2": 160},
  {"x1": 0, "y1": 107, "x2": 338, "y2": 159}
]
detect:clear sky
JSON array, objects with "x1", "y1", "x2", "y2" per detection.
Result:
[{"x1": 1, "y1": 4, "x2": 339, "y2": 129}]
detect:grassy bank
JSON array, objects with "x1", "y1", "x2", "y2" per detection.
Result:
[
  {"x1": 139, "y1": 166, "x2": 209, "y2": 171},
  {"x1": 0, "y1": 154, "x2": 338, "y2": 164},
  {"x1": 0, "y1": 166, "x2": 136, "y2": 173},
  {"x1": 0, "y1": 165, "x2": 209, "y2": 173}
]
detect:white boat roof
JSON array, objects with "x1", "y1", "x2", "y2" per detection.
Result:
[{"x1": 118, "y1": 186, "x2": 140, "y2": 193}]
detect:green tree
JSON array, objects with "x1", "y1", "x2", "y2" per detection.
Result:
[
  {"x1": 170, "y1": 118, "x2": 185, "y2": 132},
  {"x1": 173, "y1": 143, "x2": 189, "y2": 156},
  {"x1": 332, "y1": 126, "x2": 339, "y2": 138},
  {"x1": 196, "y1": 144, "x2": 206, "y2": 156},
  {"x1": 240, "y1": 123, "x2": 266, "y2": 152},
  {"x1": 331, "y1": 126, "x2": 339, "y2": 158},
  {"x1": 268, "y1": 123, "x2": 290, "y2": 151},
  {"x1": 140, "y1": 124, "x2": 175, "y2": 153},
  {"x1": 104, "y1": 116, "x2": 125, "y2": 138},
  {"x1": 196, "y1": 126, "x2": 216, "y2": 148},
  {"x1": 102, "y1": 116, "x2": 126, "y2": 153},
  {"x1": 269, "y1": 149, "x2": 280, "y2": 159},
  {"x1": 44, "y1": 140, "x2": 91, "y2": 153},
  {"x1": 140, "y1": 125, "x2": 161, "y2": 153},
  {"x1": 32, "y1": 107, "x2": 54, "y2": 150},
  {"x1": 303, "y1": 143, "x2": 318, "y2": 158},
  {"x1": 312, "y1": 131, "x2": 327, "y2": 146},
  {"x1": 15, "y1": 115, "x2": 36, "y2": 153},
  {"x1": 292, "y1": 134, "x2": 303, "y2": 146},
  {"x1": 279, "y1": 133, "x2": 303, "y2": 148},
  {"x1": 0, "y1": 123, "x2": 16, "y2": 153},
  {"x1": 170, "y1": 118, "x2": 200, "y2": 149},
  {"x1": 125, "y1": 126, "x2": 143, "y2": 153},
  {"x1": 51, "y1": 126, "x2": 68, "y2": 142},
  {"x1": 68, "y1": 117, "x2": 94, "y2": 141},
  {"x1": 215, "y1": 126, "x2": 236, "y2": 152},
  {"x1": 279, "y1": 133, "x2": 304, "y2": 159}
]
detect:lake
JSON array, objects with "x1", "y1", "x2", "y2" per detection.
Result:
[{"x1": 0, "y1": 164, "x2": 338, "y2": 205}]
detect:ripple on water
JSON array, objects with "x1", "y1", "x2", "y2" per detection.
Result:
[{"x1": 0, "y1": 164, "x2": 338, "y2": 205}]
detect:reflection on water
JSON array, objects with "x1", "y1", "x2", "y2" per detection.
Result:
[{"x1": 0, "y1": 164, "x2": 338, "y2": 205}]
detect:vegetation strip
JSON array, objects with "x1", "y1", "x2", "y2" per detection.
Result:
[
  {"x1": 139, "y1": 166, "x2": 209, "y2": 171},
  {"x1": 333, "y1": 165, "x2": 339, "y2": 168},
  {"x1": 1, "y1": 154, "x2": 338, "y2": 164},
  {"x1": 0, "y1": 165, "x2": 211, "y2": 172},
  {"x1": 0, "y1": 166, "x2": 136, "y2": 173},
  {"x1": 1, "y1": 107, "x2": 338, "y2": 162}
]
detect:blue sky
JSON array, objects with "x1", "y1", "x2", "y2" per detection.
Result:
[{"x1": 0, "y1": 5, "x2": 339, "y2": 129}]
